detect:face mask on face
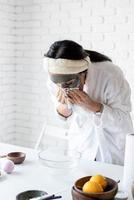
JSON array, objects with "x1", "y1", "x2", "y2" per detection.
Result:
[
  {"x1": 59, "y1": 77, "x2": 80, "y2": 90},
  {"x1": 49, "y1": 73, "x2": 81, "y2": 89}
]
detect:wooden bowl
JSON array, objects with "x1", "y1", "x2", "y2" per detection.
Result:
[
  {"x1": 73, "y1": 176, "x2": 118, "y2": 200},
  {"x1": 7, "y1": 152, "x2": 26, "y2": 164},
  {"x1": 72, "y1": 187, "x2": 114, "y2": 200},
  {"x1": 72, "y1": 187, "x2": 98, "y2": 200}
]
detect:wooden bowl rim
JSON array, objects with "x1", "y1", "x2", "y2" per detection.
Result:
[
  {"x1": 7, "y1": 152, "x2": 26, "y2": 158},
  {"x1": 74, "y1": 176, "x2": 118, "y2": 195}
]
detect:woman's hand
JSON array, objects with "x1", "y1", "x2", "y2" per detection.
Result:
[
  {"x1": 68, "y1": 89, "x2": 102, "y2": 112},
  {"x1": 56, "y1": 87, "x2": 67, "y2": 104},
  {"x1": 56, "y1": 87, "x2": 72, "y2": 118}
]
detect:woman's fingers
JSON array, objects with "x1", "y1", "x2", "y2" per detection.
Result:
[
  {"x1": 67, "y1": 97, "x2": 74, "y2": 104},
  {"x1": 56, "y1": 88, "x2": 60, "y2": 98},
  {"x1": 56, "y1": 88, "x2": 66, "y2": 104},
  {"x1": 68, "y1": 91, "x2": 81, "y2": 104},
  {"x1": 70, "y1": 89, "x2": 86, "y2": 100},
  {"x1": 60, "y1": 93, "x2": 65, "y2": 104},
  {"x1": 56, "y1": 88, "x2": 86, "y2": 105},
  {"x1": 57, "y1": 89, "x2": 62, "y2": 102}
]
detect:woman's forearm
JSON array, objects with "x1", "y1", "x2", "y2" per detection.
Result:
[{"x1": 87, "y1": 101, "x2": 103, "y2": 113}]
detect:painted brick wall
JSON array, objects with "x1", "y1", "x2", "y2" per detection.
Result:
[
  {"x1": 0, "y1": 0, "x2": 16, "y2": 143},
  {"x1": 3, "y1": 0, "x2": 134, "y2": 147}
]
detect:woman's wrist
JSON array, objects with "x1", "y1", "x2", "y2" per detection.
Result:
[
  {"x1": 56, "y1": 104, "x2": 72, "y2": 118},
  {"x1": 88, "y1": 102, "x2": 103, "y2": 113}
]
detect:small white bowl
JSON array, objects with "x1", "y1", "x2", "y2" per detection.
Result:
[{"x1": 115, "y1": 190, "x2": 128, "y2": 200}]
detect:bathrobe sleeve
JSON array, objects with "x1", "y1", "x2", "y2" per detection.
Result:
[
  {"x1": 99, "y1": 71, "x2": 133, "y2": 132},
  {"x1": 93, "y1": 69, "x2": 133, "y2": 164}
]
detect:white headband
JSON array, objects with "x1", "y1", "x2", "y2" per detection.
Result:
[{"x1": 43, "y1": 56, "x2": 91, "y2": 74}]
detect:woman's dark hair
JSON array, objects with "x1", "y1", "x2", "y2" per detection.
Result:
[{"x1": 45, "y1": 40, "x2": 112, "y2": 62}]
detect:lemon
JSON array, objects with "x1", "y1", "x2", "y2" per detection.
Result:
[
  {"x1": 82, "y1": 181, "x2": 104, "y2": 193},
  {"x1": 90, "y1": 174, "x2": 107, "y2": 189}
]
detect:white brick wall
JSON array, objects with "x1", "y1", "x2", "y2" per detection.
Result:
[
  {"x1": 14, "y1": 0, "x2": 67, "y2": 147},
  {"x1": 1, "y1": 0, "x2": 134, "y2": 147},
  {"x1": 14, "y1": 0, "x2": 134, "y2": 147},
  {"x1": 0, "y1": 0, "x2": 16, "y2": 143}
]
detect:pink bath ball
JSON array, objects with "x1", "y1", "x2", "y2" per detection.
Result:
[{"x1": 2, "y1": 159, "x2": 15, "y2": 174}]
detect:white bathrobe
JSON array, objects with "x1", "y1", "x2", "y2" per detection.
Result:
[{"x1": 47, "y1": 61, "x2": 133, "y2": 165}]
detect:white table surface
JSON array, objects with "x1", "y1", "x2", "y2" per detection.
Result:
[{"x1": 0, "y1": 142, "x2": 124, "y2": 200}]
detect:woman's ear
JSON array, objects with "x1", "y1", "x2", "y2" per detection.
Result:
[
  {"x1": 79, "y1": 71, "x2": 87, "y2": 90},
  {"x1": 80, "y1": 71, "x2": 87, "y2": 82}
]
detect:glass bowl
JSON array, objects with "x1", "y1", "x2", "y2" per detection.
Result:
[{"x1": 38, "y1": 146, "x2": 81, "y2": 171}]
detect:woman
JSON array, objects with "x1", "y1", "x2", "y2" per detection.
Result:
[{"x1": 44, "y1": 40, "x2": 133, "y2": 165}]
